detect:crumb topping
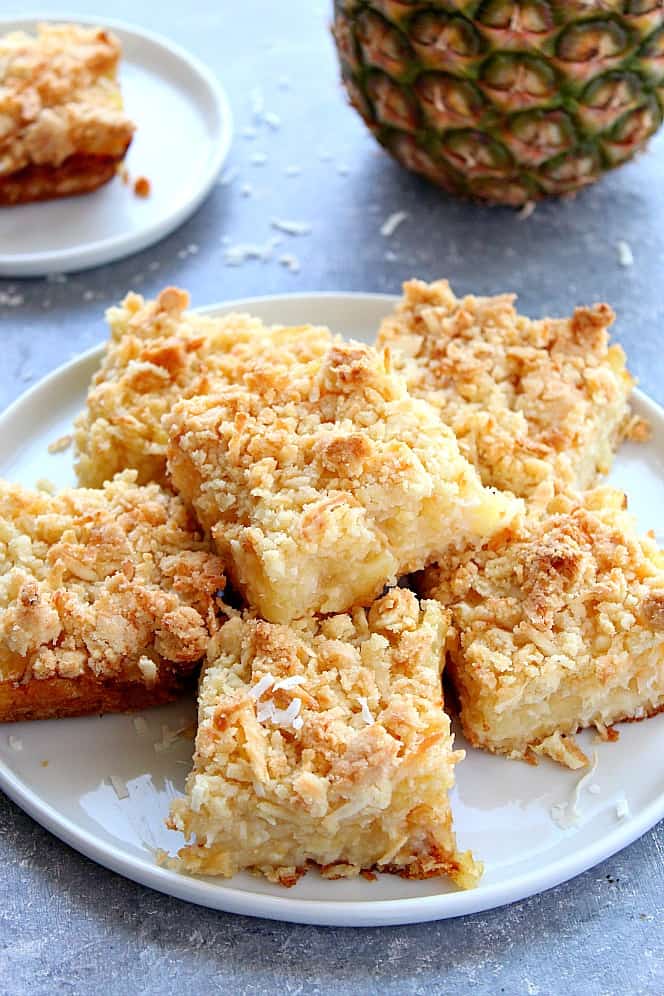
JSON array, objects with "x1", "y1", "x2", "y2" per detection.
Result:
[
  {"x1": 422, "y1": 486, "x2": 664, "y2": 765},
  {"x1": 0, "y1": 23, "x2": 134, "y2": 176},
  {"x1": 0, "y1": 471, "x2": 226, "y2": 686},
  {"x1": 166, "y1": 339, "x2": 520, "y2": 623},
  {"x1": 74, "y1": 287, "x2": 336, "y2": 488},
  {"x1": 377, "y1": 279, "x2": 634, "y2": 497},
  {"x1": 168, "y1": 588, "x2": 481, "y2": 887}
]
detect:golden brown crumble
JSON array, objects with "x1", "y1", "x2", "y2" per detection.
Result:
[
  {"x1": 0, "y1": 471, "x2": 226, "y2": 721},
  {"x1": 421, "y1": 486, "x2": 664, "y2": 767},
  {"x1": 0, "y1": 23, "x2": 134, "y2": 202},
  {"x1": 377, "y1": 280, "x2": 634, "y2": 499},
  {"x1": 168, "y1": 588, "x2": 481, "y2": 887},
  {"x1": 74, "y1": 287, "x2": 337, "y2": 488},
  {"x1": 166, "y1": 339, "x2": 521, "y2": 623}
]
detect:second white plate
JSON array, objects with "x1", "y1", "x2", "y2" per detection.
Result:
[
  {"x1": 0, "y1": 14, "x2": 233, "y2": 276},
  {"x1": 0, "y1": 292, "x2": 663, "y2": 926}
]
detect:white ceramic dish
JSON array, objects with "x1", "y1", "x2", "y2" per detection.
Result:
[
  {"x1": 0, "y1": 14, "x2": 232, "y2": 277},
  {"x1": 0, "y1": 292, "x2": 663, "y2": 927}
]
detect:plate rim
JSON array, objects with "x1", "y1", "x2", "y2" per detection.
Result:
[
  {"x1": 0, "y1": 12, "x2": 233, "y2": 277},
  {"x1": 1, "y1": 290, "x2": 663, "y2": 927}
]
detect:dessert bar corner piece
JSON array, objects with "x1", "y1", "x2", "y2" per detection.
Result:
[
  {"x1": 377, "y1": 279, "x2": 635, "y2": 499},
  {"x1": 166, "y1": 338, "x2": 521, "y2": 624},
  {"x1": 74, "y1": 286, "x2": 336, "y2": 488},
  {"x1": 421, "y1": 487, "x2": 664, "y2": 769},
  {"x1": 0, "y1": 22, "x2": 135, "y2": 205},
  {"x1": 0, "y1": 472, "x2": 226, "y2": 722},
  {"x1": 168, "y1": 588, "x2": 481, "y2": 888}
]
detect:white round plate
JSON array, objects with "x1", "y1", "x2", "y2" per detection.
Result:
[
  {"x1": 1, "y1": 292, "x2": 663, "y2": 927},
  {"x1": 0, "y1": 14, "x2": 232, "y2": 277}
]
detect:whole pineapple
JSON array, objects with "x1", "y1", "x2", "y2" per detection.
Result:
[{"x1": 332, "y1": 0, "x2": 664, "y2": 204}]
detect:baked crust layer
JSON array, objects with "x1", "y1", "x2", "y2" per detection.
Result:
[
  {"x1": 0, "y1": 472, "x2": 226, "y2": 722},
  {"x1": 377, "y1": 279, "x2": 634, "y2": 499},
  {"x1": 0, "y1": 152, "x2": 119, "y2": 205},
  {"x1": 168, "y1": 589, "x2": 481, "y2": 888}
]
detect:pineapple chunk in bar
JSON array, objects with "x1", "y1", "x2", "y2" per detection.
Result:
[
  {"x1": 74, "y1": 287, "x2": 336, "y2": 488},
  {"x1": 0, "y1": 473, "x2": 226, "y2": 722},
  {"x1": 421, "y1": 487, "x2": 664, "y2": 769},
  {"x1": 166, "y1": 339, "x2": 521, "y2": 624},
  {"x1": 0, "y1": 23, "x2": 135, "y2": 205},
  {"x1": 168, "y1": 589, "x2": 481, "y2": 888},
  {"x1": 377, "y1": 279, "x2": 636, "y2": 499}
]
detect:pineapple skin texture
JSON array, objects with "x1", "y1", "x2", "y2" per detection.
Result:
[{"x1": 333, "y1": 0, "x2": 664, "y2": 205}]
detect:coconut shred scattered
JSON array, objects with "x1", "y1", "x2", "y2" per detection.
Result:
[
  {"x1": 616, "y1": 797, "x2": 631, "y2": 820},
  {"x1": 249, "y1": 673, "x2": 304, "y2": 731},
  {"x1": 550, "y1": 750, "x2": 599, "y2": 829},
  {"x1": 616, "y1": 240, "x2": 634, "y2": 267},
  {"x1": 380, "y1": 211, "x2": 408, "y2": 237},
  {"x1": 357, "y1": 696, "x2": 375, "y2": 725},
  {"x1": 8, "y1": 735, "x2": 22, "y2": 751},
  {"x1": 271, "y1": 218, "x2": 312, "y2": 236}
]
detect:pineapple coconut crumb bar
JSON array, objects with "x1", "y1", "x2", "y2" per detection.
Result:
[
  {"x1": 0, "y1": 472, "x2": 226, "y2": 721},
  {"x1": 3, "y1": 275, "x2": 658, "y2": 893},
  {"x1": 168, "y1": 589, "x2": 481, "y2": 888},
  {"x1": 0, "y1": 23, "x2": 134, "y2": 205}
]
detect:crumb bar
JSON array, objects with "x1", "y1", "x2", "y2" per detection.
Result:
[
  {"x1": 168, "y1": 588, "x2": 481, "y2": 888},
  {"x1": 0, "y1": 23, "x2": 135, "y2": 205},
  {"x1": 421, "y1": 487, "x2": 664, "y2": 768},
  {"x1": 0, "y1": 472, "x2": 226, "y2": 722},
  {"x1": 377, "y1": 280, "x2": 634, "y2": 499},
  {"x1": 166, "y1": 339, "x2": 521, "y2": 623},
  {"x1": 74, "y1": 287, "x2": 336, "y2": 488}
]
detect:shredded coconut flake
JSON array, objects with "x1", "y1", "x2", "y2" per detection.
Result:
[
  {"x1": 517, "y1": 200, "x2": 536, "y2": 220},
  {"x1": 109, "y1": 774, "x2": 129, "y2": 800},
  {"x1": 273, "y1": 675, "x2": 304, "y2": 691},
  {"x1": 133, "y1": 716, "x2": 149, "y2": 736},
  {"x1": 616, "y1": 240, "x2": 634, "y2": 267},
  {"x1": 358, "y1": 696, "x2": 374, "y2": 725},
  {"x1": 241, "y1": 125, "x2": 258, "y2": 139},
  {"x1": 271, "y1": 218, "x2": 312, "y2": 236},
  {"x1": 251, "y1": 152, "x2": 268, "y2": 166},
  {"x1": 8, "y1": 735, "x2": 22, "y2": 751},
  {"x1": 224, "y1": 241, "x2": 274, "y2": 266},
  {"x1": 249, "y1": 673, "x2": 276, "y2": 700},
  {"x1": 272, "y1": 697, "x2": 302, "y2": 730},
  {"x1": 284, "y1": 165, "x2": 301, "y2": 176},
  {"x1": 616, "y1": 797, "x2": 630, "y2": 820},
  {"x1": 550, "y1": 750, "x2": 598, "y2": 828},
  {"x1": 264, "y1": 111, "x2": 281, "y2": 129},
  {"x1": 240, "y1": 183, "x2": 253, "y2": 197},
  {"x1": 588, "y1": 784, "x2": 601, "y2": 796},
  {"x1": 380, "y1": 211, "x2": 408, "y2": 237}
]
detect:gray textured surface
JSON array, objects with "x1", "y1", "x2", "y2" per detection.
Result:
[{"x1": 1, "y1": 2, "x2": 663, "y2": 993}]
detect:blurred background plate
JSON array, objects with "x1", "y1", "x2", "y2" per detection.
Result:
[
  {"x1": 1, "y1": 292, "x2": 663, "y2": 927},
  {"x1": 0, "y1": 14, "x2": 232, "y2": 277}
]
